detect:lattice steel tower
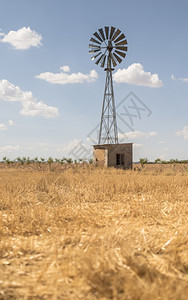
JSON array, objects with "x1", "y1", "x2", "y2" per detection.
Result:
[{"x1": 89, "y1": 26, "x2": 128, "y2": 144}]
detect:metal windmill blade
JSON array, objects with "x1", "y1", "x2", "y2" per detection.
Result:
[
  {"x1": 89, "y1": 48, "x2": 101, "y2": 54},
  {"x1": 95, "y1": 53, "x2": 104, "y2": 65},
  {"x1": 115, "y1": 49, "x2": 126, "y2": 58},
  {"x1": 91, "y1": 52, "x2": 102, "y2": 60},
  {"x1": 113, "y1": 52, "x2": 122, "y2": 64},
  {"x1": 115, "y1": 40, "x2": 127, "y2": 46},
  {"x1": 105, "y1": 26, "x2": 109, "y2": 39},
  {"x1": 110, "y1": 53, "x2": 117, "y2": 67},
  {"x1": 114, "y1": 33, "x2": 126, "y2": 44},
  {"x1": 112, "y1": 28, "x2": 121, "y2": 41},
  {"x1": 115, "y1": 46, "x2": 128, "y2": 51},
  {"x1": 89, "y1": 44, "x2": 101, "y2": 49},
  {"x1": 109, "y1": 26, "x2": 116, "y2": 39},
  {"x1": 93, "y1": 31, "x2": 103, "y2": 42},
  {"x1": 101, "y1": 55, "x2": 106, "y2": 68},
  {"x1": 90, "y1": 37, "x2": 101, "y2": 45},
  {"x1": 99, "y1": 28, "x2": 105, "y2": 41}
]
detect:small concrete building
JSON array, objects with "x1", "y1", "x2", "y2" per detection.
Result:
[{"x1": 93, "y1": 143, "x2": 133, "y2": 169}]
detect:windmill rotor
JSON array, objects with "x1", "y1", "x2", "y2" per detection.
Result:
[{"x1": 89, "y1": 26, "x2": 127, "y2": 69}]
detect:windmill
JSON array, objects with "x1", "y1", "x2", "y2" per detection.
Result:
[{"x1": 89, "y1": 26, "x2": 128, "y2": 145}]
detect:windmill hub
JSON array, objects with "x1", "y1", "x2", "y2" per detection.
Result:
[
  {"x1": 107, "y1": 40, "x2": 113, "y2": 52},
  {"x1": 89, "y1": 26, "x2": 128, "y2": 145}
]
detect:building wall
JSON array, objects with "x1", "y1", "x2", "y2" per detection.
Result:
[
  {"x1": 93, "y1": 143, "x2": 132, "y2": 169},
  {"x1": 108, "y1": 143, "x2": 132, "y2": 169},
  {"x1": 93, "y1": 148, "x2": 108, "y2": 167}
]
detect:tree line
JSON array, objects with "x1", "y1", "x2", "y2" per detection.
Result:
[
  {"x1": 1, "y1": 156, "x2": 188, "y2": 168},
  {"x1": 139, "y1": 158, "x2": 188, "y2": 168},
  {"x1": 1, "y1": 156, "x2": 93, "y2": 166}
]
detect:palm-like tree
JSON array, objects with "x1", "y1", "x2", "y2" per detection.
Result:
[
  {"x1": 5, "y1": 158, "x2": 11, "y2": 166},
  {"x1": 139, "y1": 158, "x2": 148, "y2": 168},
  {"x1": 16, "y1": 157, "x2": 21, "y2": 163},
  {"x1": 2, "y1": 157, "x2": 7, "y2": 163},
  {"x1": 26, "y1": 157, "x2": 31, "y2": 165},
  {"x1": 16, "y1": 157, "x2": 22, "y2": 167},
  {"x1": 60, "y1": 158, "x2": 65, "y2": 164},
  {"x1": 66, "y1": 158, "x2": 73, "y2": 164},
  {"x1": 21, "y1": 157, "x2": 27, "y2": 165},
  {"x1": 34, "y1": 157, "x2": 38, "y2": 163},
  {"x1": 155, "y1": 158, "x2": 161, "y2": 164},
  {"x1": 47, "y1": 157, "x2": 54, "y2": 171}
]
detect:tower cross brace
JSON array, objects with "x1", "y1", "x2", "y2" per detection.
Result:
[{"x1": 98, "y1": 54, "x2": 118, "y2": 145}]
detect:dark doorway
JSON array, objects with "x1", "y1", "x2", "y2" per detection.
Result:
[{"x1": 116, "y1": 154, "x2": 124, "y2": 166}]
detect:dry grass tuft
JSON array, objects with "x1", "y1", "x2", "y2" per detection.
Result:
[{"x1": 0, "y1": 166, "x2": 188, "y2": 299}]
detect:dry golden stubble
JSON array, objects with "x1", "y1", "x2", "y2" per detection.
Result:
[{"x1": 0, "y1": 166, "x2": 187, "y2": 299}]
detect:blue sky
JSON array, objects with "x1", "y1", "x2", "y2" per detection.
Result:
[{"x1": 0, "y1": 0, "x2": 187, "y2": 161}]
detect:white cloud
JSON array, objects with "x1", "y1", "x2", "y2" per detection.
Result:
[
  {"x1": 59, "y1": 139, "x2": 82, "y2": 152},
  {"x1": 0, "y1": 145, "x2": 19, "y2": 153},
  {"x1": 176, "y1": 126, "x2": 188, "y2": 140},
  {"x1": 171, "y1": 74, "x2": 188, "y2": 82},
  {"x1": 20, "y1": 100, "x2": 59, "y2": 118},
  {"x1": 0, "y1": 27, "x2": 42, "y2": 50},
  {"x1": 0, "y1": 123, "x2": 7, "y2": 131},
  {"x1": 171, "y1": 74, "x2": 176, "y2": 80},
  {"x1": 113, "y1": 63, "x2": 163, "y2": 88},
  {"x1": 118, "y1": 131, "x2": 157, "y2": 140},
  {"x1": 0, "y1": 120, "x2": 15, "y2": 131},
  {"x1": 86, "y1": 136, "x2": 97, "y2": 145},
  {"x1": 159, "y1": 153, "x2": 167, "y2": 160},
  {"x1": 180, "y1": 77, "x2": 188, "y2": 82},
  {"x1": 36, "y1": 66, "x2": 98, "y2": 85},
  {"x1": 0, "y1": 79, "x2": 59, "y2": 118},
  {"x1": 57, "y1": 139, "x2": 91, "y2": 159},
  {"x1": 8, "y1": 120, "x2": 15, "y2": 126},
  {"x1": 60, "y1": 65, "x2": 70, "y2": 73}
]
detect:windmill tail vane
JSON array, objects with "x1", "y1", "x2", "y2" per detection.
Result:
[{"x1": 89, "y1": 26, "x2": 128, "y2": 145}]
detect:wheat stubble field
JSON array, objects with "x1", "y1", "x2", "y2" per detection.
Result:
[{"x1": 0, "y1": 165, "x2": 188, "y2": 299}]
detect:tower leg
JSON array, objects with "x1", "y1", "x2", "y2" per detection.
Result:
[{"x1": 98, "y1": 68, "x2": 118, "y2": 145}]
